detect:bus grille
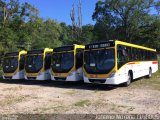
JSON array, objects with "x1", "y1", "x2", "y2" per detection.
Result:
[
  {"x1": 89, "y1": 79, "x2": 106, "y2": 83},
  {"x1": 54, "y1": 77, "x2": 66, "y2": 81},
  {"x1": 27, "y1": 77, "x2": 36, "y2": 80},
  {"x1": 4, "y1": 76, "x2": 12, "y2": 79}
]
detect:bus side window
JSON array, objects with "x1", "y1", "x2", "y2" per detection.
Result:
[
  {"x1": 126, "y1": 47, "x2": 131, "y2": 62},
  {"x1": 76, "y1": 48, "x2": 84, "y2": 69},
  {"x1": 144, "y1": 50, "x2": 147, "y2": 60},
  {"x1": 154, "y1": 52, "x2": 158, "y2": 60},
  {"x1": 117, "y1": 46, "x2": 127, "y2": 69},
  {"x1": 45, "y1": 53, "x2": 52, "y2": 70},
  {"x1": 141, "y1": 50, "x2": 145, "y2": 60},
  {"x1": 146, "y1": 51, "x2": 149, "y2": 60},
  {"x1": 131, "y1": 48, "x2": 135, "y2": 61},
  {"x1": 128, "y1": 47, "x2": 133, "y2": 61},
  {"x1": 19, "y1": 55, "x2": 25, "y2": 70},
  {"x1": 138, "y1": 49, "x2": 142, "y2": 60},
  {"x1": 134, "y1": 48, "x2": 138, "y2": 60}
]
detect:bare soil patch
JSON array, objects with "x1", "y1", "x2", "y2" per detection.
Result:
[{"x1": 0, "y1": 75, "x2": 160, "y2": 114}]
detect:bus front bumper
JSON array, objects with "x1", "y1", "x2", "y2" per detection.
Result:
[
  {"x1": 25, "y1": 75, "x2": 46, "y2": 80},
  {"x1": 83, "y1": 75, "x2": 128, "y2": 85},
  {"x1": 25, "y1": 71, "x2": 51, "y2": 80},
  {"x1": 3, "y1": 71, "x2": 24, "y2": 80},
  {"x1": 51, "y1": 71, "x2": 83, "y2": 81}
]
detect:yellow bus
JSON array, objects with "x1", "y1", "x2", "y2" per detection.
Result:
[
  {"x1": 2, "y1": 50, "x2": 27, "y2": 79},
  {"x1": 51, "y1": 44, "x2": 85, "y2": 81},
  {"x1": 83, "y1": 40, "x2": 158, "y2": 86},
  {"x1": 25, "y1": 48, "x2": 53, "y2": 80}
]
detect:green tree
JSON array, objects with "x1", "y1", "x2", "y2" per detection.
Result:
[
  {"x1": 137, "y1": 17, "x2": 160, "y2": 48},
  {"x1": 0, "y1": 0, "x2": 39, "y2": 53},
  {"x1": 59, "y1": 22, "x2": 73, "y2": 45},
  {"x1": 92, "y1": 0, "x2": 160, "y2": 45},
  {"x1": 29, "y1": 19, "x2": 63, "y2": 49},
  {"x1": 78, "y1": 24, "x2": 94, "y2": 44}
]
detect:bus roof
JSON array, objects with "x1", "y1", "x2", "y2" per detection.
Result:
[
  {"x1": 54, "y1": 44, "x2": 85, "y2": 52},
  {"x1": 27, "y1": 48, "x2": 53, "y2": 54},
  {"x1": 54, "y1": 45, "x2": 74, "y2": 52},
  {"x1": 4, "y1": 52, "x2": 19, "y2": 57},
  {"x1": 85, "y1": 40, "x2": 156, "y2": 52},
  {"x1": 85, "y1": 40, "x2": 115, "y2": 50},
  {"x1": 19, "y1": 50, "x2": 27, "y2": 55},
  {"x1": 27, "y1": 49, "x2": 44, "y2": 54},
  {"x1": 115, "y1": 40, "x2": 156, "y2": 52},
  {"x1": 4, "y1": 50, "x2": 27, "y2": 57}
]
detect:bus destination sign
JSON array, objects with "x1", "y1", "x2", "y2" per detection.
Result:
[
  {"x1": 85, "y1": 41, "x2": 115, "y2": 50},
  {"x1": 27, "y1": 49, "x2": 44, "y2": 54},
  {"x1": 54, "y1": 45, "x2": 74, "y2": 52},
  {"x1": 5, "y1": 52, "x2": 19, "y2": 57}
]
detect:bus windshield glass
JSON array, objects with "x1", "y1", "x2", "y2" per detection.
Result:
[
  {"x1": 3, "y1": 57, "x2": 18, "y2": 73},
  {"x1": 25, "y1": 54, "x2": 43, "y2": 73},
  {"x1": 84, "y1": 48, "x2": 115, "y2": 74},
  {"x1": 52, "y1": 52, "x2": 74, "y2": 73}
]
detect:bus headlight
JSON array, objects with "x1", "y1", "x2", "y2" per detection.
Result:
[
  {"x1": 49, "y1": 69, "x2": 52, "y2": 74},
  {"x1": 83, "y1": 72, "x2": 87, "y2": 77},
  {"x1": 68, "y1": 72, "x2": 74, "y2": 76},
  {"x1": 109, "y1": 71, "x2": 115, "y2": 78},
  {"x1": 39, "y1": 72, "x2": 43, "y2": 75}
]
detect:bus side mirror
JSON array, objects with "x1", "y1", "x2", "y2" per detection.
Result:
[{"x1": 122, "y1": 49, "x2": 127, "y2": 56}]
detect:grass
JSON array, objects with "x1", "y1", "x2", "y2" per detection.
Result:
[
  {"x1": 74, "y1": 100, "x2": 91, "y2": 107},
  {"x1": 110, "y1": 104, "x2": 121, "y2": 112},
  {"x1": 33, "y1": 105, "x2": 64, "y2": 113},
  {"x1": 0, "y1": 95, "x2": 30, "y2": 107},
  {"x1": 131, "y1": 70, "x2": 160, "y2": 90},
  {"x1": 3, "y1": 86, "x2": 23, "y2": 91},
  {"x1": 64, "y1": 90, "x2": 77, "y2": 95}
]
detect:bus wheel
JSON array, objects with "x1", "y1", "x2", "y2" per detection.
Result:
[
  {"x1": 123, "y1": 72, "x2": 132, "y2": 87},
  {"x1": 147, "y1": 68, "x2": 152, "y2": 78}
]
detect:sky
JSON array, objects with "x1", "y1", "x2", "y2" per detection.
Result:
[{"x1": 20, "y1": 0, "x2": 99, "y2": 25}]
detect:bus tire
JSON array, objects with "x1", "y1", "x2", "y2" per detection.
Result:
[
  {"x1": 147, "y1": 68, "x2": 152, "y2": 78},
  {"x1": 123, "y1": 72, "x2": 132, "y2": 87}
]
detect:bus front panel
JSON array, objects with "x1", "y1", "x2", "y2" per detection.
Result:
[
  {"x1": 83, "y1": 47, "x2": 117, "y2": 84},
  {"x1": 51, "y1": 45, "x2": 84, "y2": 81},
  {"x1": 3, "y1": 52, "x2": 26, "y2": 79},
  {"x1": 25, "y1": 49, "x2": 52, "y2": 80}
]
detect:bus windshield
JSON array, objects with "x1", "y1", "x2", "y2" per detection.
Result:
[
  {"x1": 25, "y1": 54, "x2": 43, "y2": 73},
  {"x1": 52, "y1": 52, "x2": 74, "y2": 73},
  {"x1": 84, "y1": 48, "x2": 115, "y2": 74},
  {"x1": 3, "y1": 57, "x2": 18, "y2": 73}
]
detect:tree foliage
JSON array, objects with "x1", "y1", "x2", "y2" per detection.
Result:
[
  {"x1": 92, "y1": 0, "x2": 160, "y2": 49},
  {"x1": 0, "y1": 0, "x2": 160, "y2": 57},
  {"x1": 0, "y1": 0, "x2": 94, "y2": 56}
]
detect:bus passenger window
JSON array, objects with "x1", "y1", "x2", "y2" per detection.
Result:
[
  {"x1": 117, "y1": 46, "x2": 127, "y2": 69},
  {"x1": 128, "y1": 47, "x2": 133, "y2": 61}
]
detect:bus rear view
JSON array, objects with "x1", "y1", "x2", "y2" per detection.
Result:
[
  {"x1": 3, "y1": 51, "x2": 27, "y2": 79},
  {"x1": 25, "y1": 48, "x2": 53, "y2": 80},
  {"x1": 51, "y1": 45, "x2": 85, "y2": 81}
]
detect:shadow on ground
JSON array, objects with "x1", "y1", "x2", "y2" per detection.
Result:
[{"x1": 0, "y1": 78, "x2": 120, "y2": 91}]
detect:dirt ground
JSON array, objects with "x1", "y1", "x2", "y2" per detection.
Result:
[{"x1": 0, "y1": 74, "x2": 160, "y2": 114}]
